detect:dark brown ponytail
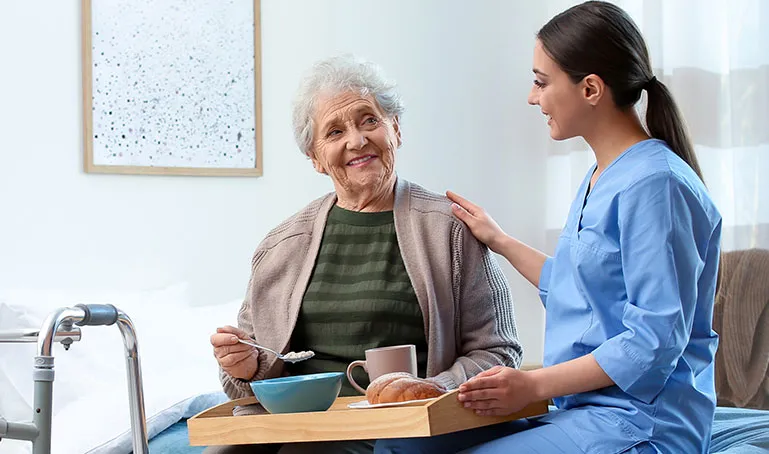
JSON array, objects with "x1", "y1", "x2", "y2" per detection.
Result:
[{"x1": 644, "y1": 78, "x2": 704, "y2": 181}]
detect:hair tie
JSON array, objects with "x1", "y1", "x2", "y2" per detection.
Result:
[{"x1": 644, "y1": 76, "x2": 657, "y2": 90}]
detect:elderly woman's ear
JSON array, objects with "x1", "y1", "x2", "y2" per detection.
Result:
[
  {"x1": 309, "y1": 150, "x2": 328, "y2": 175},
  {"x1": 392, "y1": 115, "x2": 402, "y2": 148}
]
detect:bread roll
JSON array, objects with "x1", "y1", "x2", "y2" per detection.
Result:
[
  {"x1": 366, "y1": 372, "x2": 447, "y2": 404},
  {"x1": 365, "y1": 372, "x2": 413, "y2": 404}
]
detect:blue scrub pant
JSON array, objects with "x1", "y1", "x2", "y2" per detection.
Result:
[{"x1": 374, "y1": 418, "x2": 656, "y2": 454}]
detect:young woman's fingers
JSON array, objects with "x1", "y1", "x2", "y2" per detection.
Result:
[
  {"x1": 463, "y1": 398, "x2": 503, "y2": 410},
  {"x1": 451, "y1": 202, "x2": 475, "y2": 225},
  {"x1": 446, "y1": 190, "x2": 482, "y2": 215},
  {"x1": 474, "y1": 366, "x2": 505, "y2": 379},
  {"x1": 460, "y1": 377, "x2": 505, "y2": 397},
  {"x1": 458, "y1": 388, "x2": 502, "y2": 403}
]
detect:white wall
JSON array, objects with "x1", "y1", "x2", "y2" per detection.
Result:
[{"x1": 0, "y1": 1, "x2": 551, "y2": 363}]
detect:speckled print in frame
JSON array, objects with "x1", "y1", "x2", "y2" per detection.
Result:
[{"x1": 82, "y1": 0, "x2": 262, "y2": 176}]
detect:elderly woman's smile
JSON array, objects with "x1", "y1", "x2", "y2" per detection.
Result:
[{"x1": 347, "y1": 155, "x2": 377, "y2": 167}]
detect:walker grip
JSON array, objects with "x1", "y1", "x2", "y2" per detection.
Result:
[{"x1": 75, "y1": 304, "x2": 119, "y2": 326}]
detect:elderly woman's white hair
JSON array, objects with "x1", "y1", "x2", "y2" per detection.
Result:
[{"x1": 292, "y1": 54, "x2": 405, "y2": 157}]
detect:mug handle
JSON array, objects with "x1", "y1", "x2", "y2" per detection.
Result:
[{"x1": 346, "y1": 360, "x2": 368, "y2": 395}]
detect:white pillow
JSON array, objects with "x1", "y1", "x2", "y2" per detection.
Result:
[{"x1": 0, "y1": 284, "x2": 241, "y2": 454}]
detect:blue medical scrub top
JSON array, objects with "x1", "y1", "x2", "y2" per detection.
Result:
[{"x1": 538, "y1": 139, "x2": 722, "y2": 453}]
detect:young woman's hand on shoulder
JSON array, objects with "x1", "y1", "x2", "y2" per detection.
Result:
[{"x1": 446, "y1": 191, "x2": 509, "y2": 253}]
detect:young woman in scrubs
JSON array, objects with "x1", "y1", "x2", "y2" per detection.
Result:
[{"x1": 375, "y1": 2, "x2": 721, "y2": 453}]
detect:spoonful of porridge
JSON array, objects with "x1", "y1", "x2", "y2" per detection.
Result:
[{"x1": 237, "y1": 338, "x2": 315, "y2": 363}]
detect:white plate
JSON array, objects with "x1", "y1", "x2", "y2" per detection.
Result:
[{"x1": 347, "y1": 397, "x2": 438, "y2": 409}]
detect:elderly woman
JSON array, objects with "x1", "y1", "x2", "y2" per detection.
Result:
[{"x1": 206, "y1": 55, "x2": 522, "y2": 454}]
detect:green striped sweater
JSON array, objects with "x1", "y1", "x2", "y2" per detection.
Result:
[{"x1": 286, "y1": 205, "x2": 428, "y2": 396}]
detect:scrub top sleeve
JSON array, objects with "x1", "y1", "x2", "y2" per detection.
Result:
[
  {"x1": 592, "y1": 174, "x2": 706, "y2": 404},
  {"x1": 538, "y1": 256, "x2": 554, "y2": 307}
]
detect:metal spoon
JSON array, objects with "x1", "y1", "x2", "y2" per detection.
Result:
[{"x1": 237, "y1": 338, "x2": 315, "y2": 363}]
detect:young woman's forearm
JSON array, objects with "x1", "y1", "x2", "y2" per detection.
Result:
[
  {"x1": 529, "y1": 354, "x2": 615, "y2": 401},
  {"x1": 493, "y1": 235, "x2": 549, "y2": 288}
]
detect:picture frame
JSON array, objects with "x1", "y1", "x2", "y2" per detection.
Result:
[{"x1": 82, "y1": 0, "x2": 262, "y2": 176}]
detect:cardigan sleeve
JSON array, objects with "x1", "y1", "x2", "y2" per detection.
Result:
[{"x1": 431, "y1": 221, "x2": 524, "y2": 389}]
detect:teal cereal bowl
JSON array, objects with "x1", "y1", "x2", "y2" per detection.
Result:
[{"x1": 249, "y1": 372, "x2": 344, "y2": 414}]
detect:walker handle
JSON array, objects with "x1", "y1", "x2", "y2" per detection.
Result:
[{"x1": 74, "y1": 304, "x2": 119, "y2": 326}]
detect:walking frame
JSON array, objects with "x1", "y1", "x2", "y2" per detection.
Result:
[{"x1": 0, "y1": 304, "x2": 149, "y2": 453}]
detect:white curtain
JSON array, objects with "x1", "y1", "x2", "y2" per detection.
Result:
[{"x1": 543, "y1": 0, "x2": 769, "y2": 253}]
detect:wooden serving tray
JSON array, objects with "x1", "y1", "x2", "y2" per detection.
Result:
[{"x1": 187, "y1": 389, "x2": 548, "y2": 446}]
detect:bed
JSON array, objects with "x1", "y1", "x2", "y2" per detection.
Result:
[
  {"x1": 3, "y1": 249, "x2": 768, "y2": 453},
  {"x1": 709, "y1": 407, "x2": 769, "y2": 453}
]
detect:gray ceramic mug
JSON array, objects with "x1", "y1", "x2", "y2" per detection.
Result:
[{"x1": 346, "y1": 344, "x2": 418, "y2": 395}]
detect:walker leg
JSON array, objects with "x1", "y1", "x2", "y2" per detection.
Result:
[{"x1": 32, "y1": 356, "x2": 54, "y2": 454}]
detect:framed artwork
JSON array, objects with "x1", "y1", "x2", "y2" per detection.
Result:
[{"x1": 82, "y1": 0, "x2": 262, "y2": 176}]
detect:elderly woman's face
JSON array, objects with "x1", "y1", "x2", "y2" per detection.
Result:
[{"x1": 309, "y1": 92, "x2": 401, "y2": 196}]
